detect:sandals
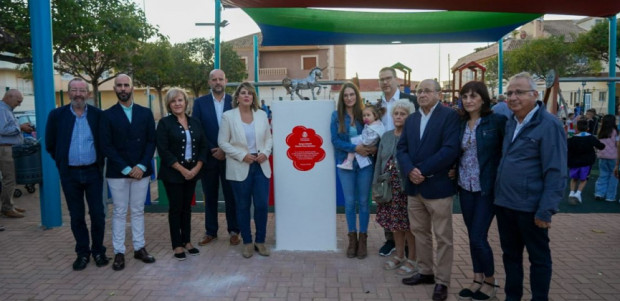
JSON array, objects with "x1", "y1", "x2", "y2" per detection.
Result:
[
  {"x1": 395, "y1": 259, "x2": 417, "y2": 276},
  {"x1": 383, "y1": 256, "x2": 405, "y2": 270},
  {"x1": 458, "y1": 280, "x2": 482, "y2": 300},
  {"x1": 472, "y1": 280, "x2": 499, "y2": 301}
]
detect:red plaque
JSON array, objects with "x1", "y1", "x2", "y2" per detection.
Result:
[{"x1": 286, "y1": 126, "x2": 326, "y2": 171}]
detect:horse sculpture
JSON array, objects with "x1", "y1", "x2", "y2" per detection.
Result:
[{"x1": 282, "y1": 67, "x2": 325, "y2": 100}]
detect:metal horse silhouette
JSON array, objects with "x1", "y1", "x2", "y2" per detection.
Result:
[{"x1": 282, "y1": 67, "x2": 325, "y2": 100}]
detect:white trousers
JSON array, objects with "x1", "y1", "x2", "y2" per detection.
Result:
[{"x1": 108, "y1": 177, "x2": 150, "y2": 254}]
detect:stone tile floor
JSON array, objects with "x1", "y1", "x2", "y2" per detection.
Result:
[{"x1": 1, "y1": 190, "x2": 620, "y2": 300}]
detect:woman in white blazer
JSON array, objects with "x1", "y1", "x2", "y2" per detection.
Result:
[{"x1": 218, "y1": 82, "x2": 273, "y2": 258}]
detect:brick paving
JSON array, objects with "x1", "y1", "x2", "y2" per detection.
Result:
[{"x1": 1, "y1": 190, "x2": 620, "y2": 300}]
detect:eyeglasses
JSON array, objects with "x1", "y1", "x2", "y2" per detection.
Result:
[
  {"x1": 416, "y1": 89, "x2": 438, "y2": 95},
  {"x1": 69, "y1": 89, "x2": 88, "y2": 93},
  {"x1": 505, "y1": 89, "x2": 535, "y2": 97}
]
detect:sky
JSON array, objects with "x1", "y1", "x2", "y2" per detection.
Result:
[{"x1": 137, "y1": 0, "x2": 586, "y2": 81}]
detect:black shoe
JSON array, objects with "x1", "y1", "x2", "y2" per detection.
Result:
[
  {"x1": 402, "y1": 273, "x2": 435, "y2": 286},
  {"x1": 459, "y1": 280, "x2": 482, "y2": 300},
  {"x1": 72, "y1": 255, "x2": 89, "y2": 271},
  {"x1": 92, "y1": 253, "x2": 109, "y2": 267},
  {"x1": 112, "y1": 253, "x2": 125, "y2": 271},
  {"x1": 0, "y1": 225, "x2": 4, "y2": 231},
  {"x1": 379, "y1": 240, "x2": 396, "y2": 256},
  {"x1": 134, "y1": 247, "x2": 156, "y2": 263},
  {"x1": 432, "y1": 284, "x2": 448, "y2": 301},
  {"x1": 186, "y1": 248, "x2": 199, "y2": 256},
  {"x1": 174, "y1": 252, "x2": 187, "y2": 261}
]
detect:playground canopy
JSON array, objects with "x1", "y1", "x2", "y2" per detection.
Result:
[{"x1": 221, "y1": 1, "x2": 620, "y2": 46}]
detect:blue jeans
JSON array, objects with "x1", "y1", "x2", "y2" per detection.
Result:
[
  {"x1": 60, "y1": 166, "x2": 106, "y2": 257},
  {"x1": 496, "y1": 206, "x2": 552, "y2": 301},
  {"x1": 595, "y1": 159, "x2": 618, "y2": 200},
  {"x1": 201, "y1": 160, "x2": 238, "y2": 237},
  {"x1": 459, "y1": 190, "x2": 495, "y2": 277},
  {"x1": 337, "y1": 163, "x2": 373, "y2": 233},
  {"x1": 229, "y1": 162, "x2": 269, "y2": 244}
]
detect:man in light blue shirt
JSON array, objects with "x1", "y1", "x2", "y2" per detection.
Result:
[
  {"x1": 0, "y1": 89, "x2": 33, "y2": 219},
  {"x1": 492, "y1": 95, "x2": 511, "y2": 118}
]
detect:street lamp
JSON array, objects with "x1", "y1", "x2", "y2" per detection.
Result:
[{"x1": 195, "y1": 0, "x2": 229, "y2": 69}]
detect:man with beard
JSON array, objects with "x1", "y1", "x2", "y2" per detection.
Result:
[
  {"x1": 376, "y1": 67, "x2": 418, "y2": 256},
  {"x1": 45, "y1": 78, "x2": 108, "y2": 270},
  {"x1": 0, "y1": 89, "x2": 33, "y2": 219},
  {"x1": 192, "y1": 69, "x2": 240, "y2": 246},
  {"x1": 101, "y1": 74, "x2": 156, "y2": 271}
]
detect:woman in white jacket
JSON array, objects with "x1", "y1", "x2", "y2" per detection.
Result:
[{"x1": 218, "y1": 82, "x2": 273, "y2": 258}]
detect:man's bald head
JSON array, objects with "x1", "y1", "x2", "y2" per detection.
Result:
[{"x1": 2, "y1": 89, "x2": 24, "y2": 109}]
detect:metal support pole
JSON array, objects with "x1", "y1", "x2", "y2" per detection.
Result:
[
  {"x1": 498, "y1": 38, "x2": 504, "y2": 95},
  {"x1": 29, "y1": 0, "x2": 62, "y2": 228},
  {"x1": 608, "y1": 16, "x2": 617, "y2": 114},
  {"x1": 214, "y1": 0, "x2": 221, "y2": 69},
  {"x1": 254, "y1": 34, "x2": 259, "y2": 98}
]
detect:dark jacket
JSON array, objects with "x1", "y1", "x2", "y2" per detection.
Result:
[
  {"x1": 495, "y1": 101, "x2": 567, "y2": 222},
  {"x1": 567, "y1": 134, "x2": 605, "y2": 168},
  {"x1": 45, "y1": 104, "x2": 104, "y2": 177},
  {"x1": 156, "y1": 114, "x2": 208, "y2": 183},
  {"x1": 401, "y1": 92, "x2": 420, "y2": 111},
  {"x1": 191, "y1": 93, "x2": 233, "y2": 168},
  {"x1": 100, "y1": 103, "x2": 156, "y2": 178},
  {"x1": 458, "y1": 113, "x2": 507, "y2": 196},
  {"x1": 396, "y1": 103, "x2": 460, "y2": 199}
]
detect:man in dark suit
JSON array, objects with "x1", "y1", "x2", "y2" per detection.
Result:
[
  {"x1": 192, "y1": 69, "x2": 240, "y2": 246},
  {"x1": 377, "y1": 66, "x2": 418, "y2": 256},
  {"x1": 101, "y1": 74, "x2": 156, "y2": 271},
  {"x1": 45, "y1": 78, "x2": 109, "y2": 271},
  {"x1": 396, "y1": 79, "x2": 460, "y2": 301}
]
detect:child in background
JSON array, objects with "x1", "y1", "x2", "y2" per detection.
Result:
[
  {"x1": 568, "y1": 119, "x2": 605, "y2": 204},
  {"x1": 337, "y1": 104, "x2": 386, "y2": 170},
  {"x1": 595, "y1": 115, "x2": 619, "y2": 202}
]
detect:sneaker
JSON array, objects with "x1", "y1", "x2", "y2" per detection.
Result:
[
  {"x1": 568, "y1": 191, "x2": 579, "y2": 205},
  {"x1": 574, "y1": 191, "x2": 582, "y2": 204},
  {"x1": 337, "y1": 159, "x2": 353, "y2": 170},
  {"x1": 605, "y1": 198, "x2": 615, "y2": 202},
  {"x1": 379, "y1": 240, "x2": 395, "y2": 256}
]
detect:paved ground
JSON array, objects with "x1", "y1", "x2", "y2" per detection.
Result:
[{"x1": 1, "y1": 190, "x2": 620, "y2": 301}]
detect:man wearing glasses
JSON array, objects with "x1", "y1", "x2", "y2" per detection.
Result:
[
  {"x1": 397, "y1": 79, "x2": 460, "y2": 301},
  {"x1": 46, "y1": 78, "x2": 108, "y2": 270},
  {"x1": 495, "y1": 72, "x2": 566, "y2": 301},
  {"x1": 376, "y1": 67, "x2": 418, "y2": 257}
]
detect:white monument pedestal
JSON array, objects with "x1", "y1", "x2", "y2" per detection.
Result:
[{"x1": 272, "y1": 100, "x2": 336, "y2": 251}]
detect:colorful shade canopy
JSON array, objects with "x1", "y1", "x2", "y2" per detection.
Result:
[
  {"x1": 224, "y1": 0, "x2": 620, "y2": 18},
  {"x1": 242, "y1": 8, "x2": 542, "y2": 46}
]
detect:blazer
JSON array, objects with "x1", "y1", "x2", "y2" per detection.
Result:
[
  {"x1": 45, "y1": 104, "x2": 104, "y2": 177},
  {"x1": 372, "y1": 130, "x2": 406, "y2": 189},
  {"x1": 192, "y1": 93, "x2": 233, "y2": 167},
  {"x1": 218, "y1": 108, "x2": 273, "y2": 181},
  {"x1": 396, "y1": 103, "x2": 460, "y2": 199},
  {"x1": 156, "y1": 114, "x2": 208, "y2": 183},
  {"x1": 100, "y1": 102, "x2": 156, "y2": 178}
]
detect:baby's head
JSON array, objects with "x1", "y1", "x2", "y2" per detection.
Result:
[{"x1": 362, "y1": 104, "x2": 386, "y2": 125}]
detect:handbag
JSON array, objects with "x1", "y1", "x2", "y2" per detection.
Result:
[{"x1": 372, "y1": 157, "x2": 395, "y2": 204}]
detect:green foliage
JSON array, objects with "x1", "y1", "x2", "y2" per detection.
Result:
[
  {"x1": 504, "y1": 35, "x2": 595, "y2": 80},
  {"x1": 132, "y1": 39, "x2": 175, "y2": 118},
  {"x1": 573, "y1": 19, "x2": 620, "y2": 69}
]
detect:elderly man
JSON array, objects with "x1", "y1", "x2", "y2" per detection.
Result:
[
  {"x1": 396, "y1": 79, "x2": 460, "y2": 301},
  {"x1": 0, "y1": 89, "x2": 34, "y2": 218},
  {"x1": 192, "y1": 69, "x2": 240, "y2": 246},
  {"x1": 46, "y1": 78, "x2": 108, "y2": 270},
  {"x1": 495, "y1": 72, "x2": 567, "y2": 301},
  {"x1": 101, "y1": 74, "x2": 157, "y2": 271}
]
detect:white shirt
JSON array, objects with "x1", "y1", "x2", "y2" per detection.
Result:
[
  {"x1": 381, "y1": 89, "x2": 400, "y2": 131},
  {"x1": 419, "y1": 102, "x2": 440, "y2": 139},
  {"x1": 242, "y1": 121, "x2": 257, "y2": 153},
  {"x1": 212, "y1": 93, "x2": 225, "y2": 126},
  {"x1": 512, "y1": 104, "x2": 540, "y2": 141}
]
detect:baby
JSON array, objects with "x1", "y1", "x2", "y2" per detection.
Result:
[{"x1": 338, "y1": 104, "x2": 385, "y2": 170}]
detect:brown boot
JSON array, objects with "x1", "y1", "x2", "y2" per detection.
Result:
[
  {"x1": 346, "y1": 232, "x2": 358, "y2": 258},
  {"x1": 357, "y1": 233, "x2": 368, "y2": 259}
]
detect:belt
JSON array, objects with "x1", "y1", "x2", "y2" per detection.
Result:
[
  {"x1": 68, "y1": 163, "x2": 98, "y2": 170},
  {"x1": 0, "y1": 144, "x2": 13, "y2": 147}
]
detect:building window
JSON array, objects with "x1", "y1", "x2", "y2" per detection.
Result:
[
  {"x1": 301, "y1": 55, "x2": 318, "y2": 70},
  {"x1": 240, "y1": 57, "x2": 248, "y2": 70},
  {"x1": 599, "y1": 91, "x2": 607, "y2": 101}
]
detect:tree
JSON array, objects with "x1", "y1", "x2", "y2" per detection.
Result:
[
  {"x1": 573, "y1": 19, "x2": 620, "y2": 70},
  {"x1": 0, "y1": 0, "x2": 157, "y2": 105},
  {"x1": 504, "y1": 35, "x2": 596, "y2": 80},
  {"x1": 132, "y1": 39, "x2": 175, "y2": 118}
]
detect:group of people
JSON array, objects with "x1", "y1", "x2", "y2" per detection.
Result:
[
  {"x1": 43, "y1": 69, "x2": 272, "y2": 272},
  {"x1": 333, "y1": 68, "x2": 565, "y2": 301}
]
